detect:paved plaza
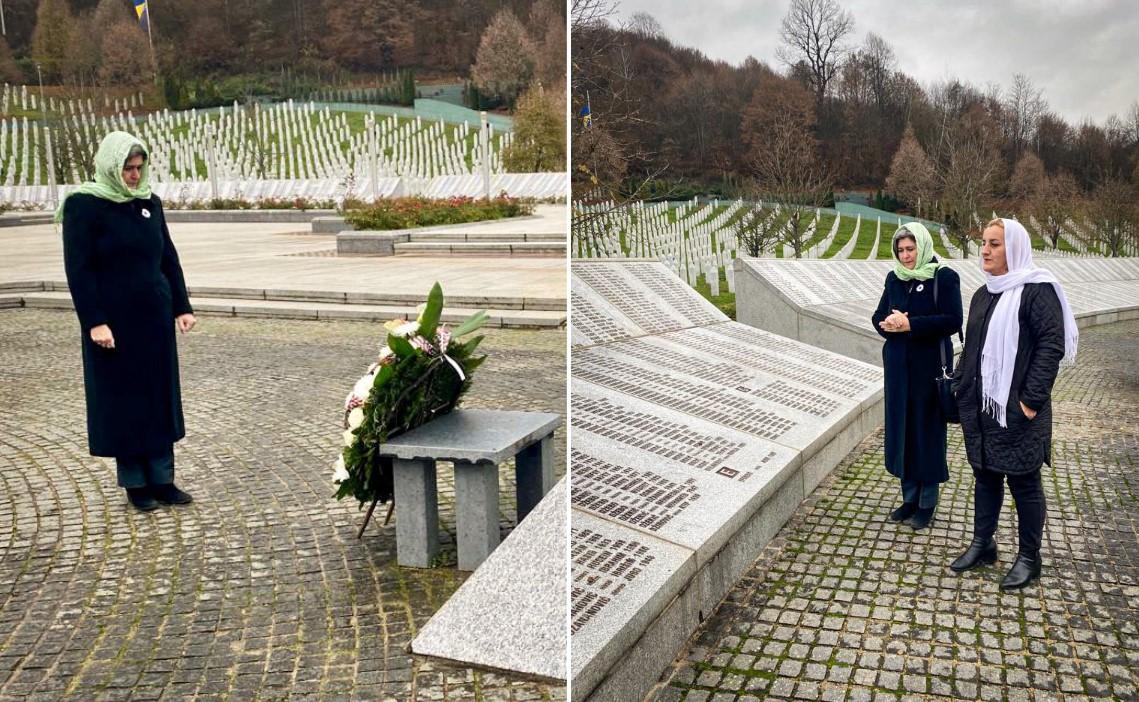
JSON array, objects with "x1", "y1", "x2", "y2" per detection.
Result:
[
  {"x1": 652, "y1": 320, "x2": 1139, "y2": 702},
  {"x1": 0, "y1": 206, "x2": 567, "y2": 304},
  {"x1": 0, "y1": 309, "x2": 566, "y2": 701}
]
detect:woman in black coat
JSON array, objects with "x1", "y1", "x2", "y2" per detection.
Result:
[
  {"x1": 871, "y1": 223, "x2": 962, "y2": 530},
  {"x1": 950, "y1": 218, "x2": 1076, "y2": 590},
  {"x1": 58, "y1": 131, "x2": 197, "y2": 512}
]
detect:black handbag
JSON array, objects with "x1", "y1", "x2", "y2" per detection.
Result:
[{"x1": 932, "y1": 271, "x2": 963, "y2": 424}]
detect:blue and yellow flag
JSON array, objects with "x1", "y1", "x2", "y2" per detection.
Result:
[
  {"x1": 133, "y1": 0, "x2": 150, "y2": 32},
  {"x1": 579, "y1": 103, "x2": 591, "y2": 128}
]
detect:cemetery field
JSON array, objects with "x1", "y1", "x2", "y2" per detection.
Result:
[
  {"x1": 0, "y1": 101, "x2": 511, "y2": 188},
  {"x1": 575, "y1": 198, "x2": 1134, "y2": 322}
]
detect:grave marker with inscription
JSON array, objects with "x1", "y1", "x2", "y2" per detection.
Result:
[{"x1": 569, "y1": 261, "x2": 884, "y2": 701}]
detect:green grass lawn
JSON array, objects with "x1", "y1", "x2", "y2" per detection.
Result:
[
  {"x1": 822, "y1": 215, "x2": 859, "y2": 258},
  {"x1": 693, "y1": 268, "x2": 736, "y2": 319},
  {"x1": 849, "y1": 218, "x2": 880, "y2": 259}
]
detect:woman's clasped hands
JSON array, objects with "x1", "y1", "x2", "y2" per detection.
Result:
[{"x1": 879, "y1": 308, "x2": 910, "y2": 333}]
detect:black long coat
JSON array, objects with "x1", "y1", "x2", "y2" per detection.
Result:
[
  {"x1": 62, "y1": 194, "x2": 193, "y2": 457},
  {"x1": 955, "y1": 283, "x2": 1066, "y2": 475},
  {"x1": 871, "y1": 265, "x2": 963, "y2": 485}
]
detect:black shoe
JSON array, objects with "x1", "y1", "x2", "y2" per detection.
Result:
[
  {"x1": 889, "y1": 502, "x2": 918, "y2": 522},
  {"x1": 907, "y1": 507, "x2": 935, "y2": 530},
  {"x1": 151, "y1": 483, "x2": 194, "y2": 505},
  {"x1": 126, "y1": 487, "x2": 159, "y2": 512},
  {"x1": 1000, "y1": 552, "x2": 1041, "y2": 590},
  {"x1": 950, "y1": 537, "x2": 998, "y2": 572}
]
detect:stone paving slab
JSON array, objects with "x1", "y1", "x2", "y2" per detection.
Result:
[
  {"x1": 651, "y1": 320, "x2": 1139, "y2": 702},
  {"x1": 412, "y1": 480, "x2": 568, "y2": 683},
  {"x1": 0, "y1": 308, "x2": 566, "y2": 701},
  {"x1": 3, "y1": 291, "x2": 567, "y2": 329},
  {"x1": 0, "y1": 208, "x2": 567, "y2": 303},
  {"x1": 735, "y1": 257, "x2": 1139, "y2": 366}
]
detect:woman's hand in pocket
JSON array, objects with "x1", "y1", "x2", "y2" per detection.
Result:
[{"x1": 1019, "y1": 401, "x2": 1037, "y2": 420}]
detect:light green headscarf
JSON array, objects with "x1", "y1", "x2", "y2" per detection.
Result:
[
  {"x1": 891, "y1": 222, "x2": 939, "y2": 281},
  {"x1": 54, "y1": 131, "x2": 152, "y2": 223}
]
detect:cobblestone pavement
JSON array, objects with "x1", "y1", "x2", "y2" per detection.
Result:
[
  {"x1": 654, "y1": 320, "x2": 1139, "y2": 702},
  {"x1": 0, "y1": 309, "x2": 566, "y2": 701}
]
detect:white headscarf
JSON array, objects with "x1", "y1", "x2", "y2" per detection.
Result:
[{"x1": 980, "y1": 218, "x2": 1078, "y2": 427}]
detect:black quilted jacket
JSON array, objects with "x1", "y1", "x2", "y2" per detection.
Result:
[{"x1": 955, "y1": 283, "x2": 1067, "y2": 474}]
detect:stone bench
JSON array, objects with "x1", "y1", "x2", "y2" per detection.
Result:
[{"x1": 380, "y1": 409, "x2": 561, "y2": 571}]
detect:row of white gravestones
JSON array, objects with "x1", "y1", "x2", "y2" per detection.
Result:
[
  {"x1": 939, "y1": 226, "x2": 963, "y2": 258},
  {"x1": 0, "y1": 118, "x2": 41, "y2": 187},
  {"x1": 805, "y1": 212, "x2": 842, "y2": 258},
  {"x1": 835, "y1": 214, "x2": 862, "y2": 260},
  {"x1": 0, "y1": 84, "x2": 143, "y2": 116},
  {"x1": 3, "y1": 172, "x2": 564, "y2": 207},
  {"x1": 0, "y1": 99, "x2": 509, "y2": 188}
]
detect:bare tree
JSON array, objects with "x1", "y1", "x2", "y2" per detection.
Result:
[
  {"x1": 1090, "y1": 178, "x2": 1139, "y2": 257},
  {"x1": 860, "y1": 32, "x2": 896, "y2": 113},
  {"x1": 735, "y1": 202, "x2": 783, "y2": 257},
  {"x1": 1034, "y1": 172, "x2": 1080, "y2": 250},
  {"x1": 748, "y1": 121, "x2": 833, "y2": 258},
  {"x1": 628, "y1": 12, "x2": 664, "y2": 39},
  {"x1": 935, "y1": 107, "x2": 1002, "y2": 257},
  {"x1": 1126, "y1": 100, "x2": 1139, "y2": 146},
  {"x1": 1003, "y1": 74, "x2": 1046, "y2": 162},
  {"x1": 776, "y1": 0, "x2": 855, "y2": 107},
  {"x1": 571, "y1": 0, "x2": 673, "y2": 253},
  {"x1": 1008, "y1": 151, "x2": 1045, "y2": 204}
]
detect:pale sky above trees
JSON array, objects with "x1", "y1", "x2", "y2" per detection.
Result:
[{"x1": 616, "y1": 0, "x2": 1139, "y2": 125}]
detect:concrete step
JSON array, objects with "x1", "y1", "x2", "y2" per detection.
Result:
[
  {"x1": 1, "y1": 280, "x2": 565, "y2": 312},
  {"x1": 9, "y1": 292, "x2": 565, "y2": 329},
  {"x1": 394, "y1": 241, "x2": 566, "y2": 255},
  {"x1": 405, "y1": 232, "x2": 566, "y2": 243}
]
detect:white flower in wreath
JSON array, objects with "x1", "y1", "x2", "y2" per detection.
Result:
[
  {"x1": 342, "y1": 429, "x2": 355, "y2": 447},
  {"x1": 352, "y1": 372, "x2": 375, "y2": 401},
  {"x1": 384, "y1": 320, "x2": 419, "y2": 339},
  {"x1": 377, "y1": 346, "x2": 395, "y2": 365},
  {"x1": 332, "y1": 455, "x2": 349, "y2": 483},
  {"x1": 347, "y1": 406, "x2": 365, "y2": 430}
]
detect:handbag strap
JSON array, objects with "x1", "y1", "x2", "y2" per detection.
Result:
[{"x1": 932, "y1": 268, "x2": 963, "y2": 373}]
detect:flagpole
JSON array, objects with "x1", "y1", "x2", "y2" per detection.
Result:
[
  {"x1": 144, "y1": 0, "x2": 153, "y2": 50},
  {"x1": 143, "y1": 0, "x2": 156, "y2": 85}
]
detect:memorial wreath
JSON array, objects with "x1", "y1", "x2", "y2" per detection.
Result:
[{"x1": 333, "y1": 282, "x2": 487, "y2": 507}]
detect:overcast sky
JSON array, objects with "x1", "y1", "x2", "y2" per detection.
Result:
[{"x1": 614, "y1": 0, "x2": 1139, "y2": 125}]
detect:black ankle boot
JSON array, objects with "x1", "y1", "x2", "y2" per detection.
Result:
[
  {"x1": 950, "y1": 537, "x2": 998, "y2": 572},
  {"x1": 151, "y1": 483, "x2": 193, "y2": 505},
  {"x1": 889, "y1": 502, "x2": 917, "y2": 522},
  {"x1": 1000, "y1": 552, "x2": 1041, "y2": 590},
  {"x1": 126, "y1": 487, "x2": 159, "y2": 512},
  {"x1": 907, "y1": 506, "x2": 935, "y2": 530}
]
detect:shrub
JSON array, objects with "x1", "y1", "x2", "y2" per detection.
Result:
[{"x1": 341, "y1": 196, "x2": 533, "y2": 230}]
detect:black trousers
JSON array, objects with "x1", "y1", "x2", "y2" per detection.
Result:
[
  {"x1": 972, "y1": 466, "x2": 1045, "y2": 555},
  {"x1": 115, "y1": 447, "x2": 175, "y2": 488}
]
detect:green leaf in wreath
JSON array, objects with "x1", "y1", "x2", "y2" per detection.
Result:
[
  {"x1": 461, "y1": 334, "x2": 485, "y2": 356},
  {"x1": 417, "y1": 282, "x2": 444, "y2": 340},
  {"x1": 464, "y1": 354, "x2": 487, "y2": 375},
  {"x1": 452, "y1": 310, "x2": 488, "y2": 337},
  {"x1": 373, "y1": 363, "x2": 395, "y2": 389},
  {"x1": 389, "y1": 334, "x2": 415, "y2": 358}
]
